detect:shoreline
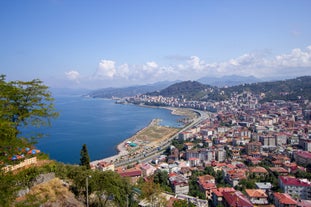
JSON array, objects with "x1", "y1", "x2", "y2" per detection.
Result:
[
  {"x1": 90, "y1": 119, "x2": 162, "y2": 165},
  {"x1": 90, "y1": 106, "x2": 197, "y2": 166}
]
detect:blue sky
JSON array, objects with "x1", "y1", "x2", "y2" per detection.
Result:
[{"x1": 1, "y1": 0, "x2": 311, "y2": 89}]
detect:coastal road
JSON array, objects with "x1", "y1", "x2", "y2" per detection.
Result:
[{"x1": 114, "y1": 110, "x2": 210, "y2": 167}]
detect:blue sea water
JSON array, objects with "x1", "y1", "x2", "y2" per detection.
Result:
[{"x1": 29, "y1": 95, "x2": 184, "y2": 164}]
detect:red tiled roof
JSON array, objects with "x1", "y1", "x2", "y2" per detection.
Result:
[
  {"x1": 269, "y1": 167, "x2": 288, "y2": 173},
  {"x1": 249, "y1": 166, "x2": 268, "y2": 174},
  {"x1": 245, "y1": 189, "x2": 267, "y2": 198},
  {"x1": 279, "y1": 176, "x2": 311, "y2": 187},
  {"x1": 118, "y1": 169, "x2": 142, "y2": 177},
  {"x1": 169, "y1": 173, "x2": 177, "y2": 177},
  {"x1": 273, "y1": 192, "x2": 297, "y2": 205},
  {"x1": 223, "y1": 191, "x2": 253, "y2": 207},
  {"x1": 296, "y1": 151, "x2": 311, "y2": 159},
  {"x1": 213, "y1": 188, "x2": 236, "y2": 197},
  {"x1": 200, "y1": 182, "x2": 216, "y2": 190}
]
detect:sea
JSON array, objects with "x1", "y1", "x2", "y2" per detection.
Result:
[{"x1": 24, "y1": 95, "x2": 184, "y2": 164}]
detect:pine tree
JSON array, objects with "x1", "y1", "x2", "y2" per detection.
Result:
[{"x1": 80, "y1": 144, "x2": 90, "y2": 169}]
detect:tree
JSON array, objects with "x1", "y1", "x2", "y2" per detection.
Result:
[
  {"x1": 0, "y1": 75, "x2": 58, "y2": 142},
  {"x1": 80, "y1": 144, "x2": 91, "y2": 169}
]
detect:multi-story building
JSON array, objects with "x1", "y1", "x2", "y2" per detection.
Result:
[
  {"x1": 245, "y1": 141, "x2": 262, "y2": 155},
  {"x1": 215, "y1": 145, "x2": 226, "y2": 162},
  {"x1": 299, "y1": 137, "x2": 311, "y2": 152},
  {"x1": 275, "y1": 133, "x2": 289, "y2": 146},
  {"x1": 186, "y1": 148, "x2": 217, "y2": 163},
  {"x1": 260, "y1": 135, "x2": 276, "y2": 148},
  {"x1": 278, "y1": 176, "x2": 311, "y2": 200},
  {"x1": 169, "y1": 174, "x2": 189, "y2": 195},
  {"x1": 294, "y1": 150, "x2": 311, "y2": 166},
  {"x1": 197, "y1": 175, "x2": 216, "y2": 200}
]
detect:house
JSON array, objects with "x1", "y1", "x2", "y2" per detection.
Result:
[
  {"x1": 249, "y1": 166, "x2": 268, "y2": 177},
  {"x1": 117, "y1": 167, "x2": 142, "y2": 184},
  {"x1": 222, "y1": 191, "x2": 253, "y2": 207},
  {"x1": 255, "y1": 182, "x2": 272, "y2": 195},
  {"x1": 269, "y1": 167, "x2": 289, "y2": 176},
  {"x1": 96, "y1": 161, "x2": 115, "y2": 172},
  {"x1": 273, "y1": 192, "x2": 297, "y2": 207},
  {"x1": 179, "y1": 167, "x2": 192, "y2": 178},
  {"x1": 197, "y1": 174, "x2": 216, "y2": 200},
  {"x1": 245, "y1": 189, "x2": 269, "y2": 205},
  {"x1": 225, "y1": 169, "x2": 247, "y2": 187},
  {"x1": 211, "y1": 187, "x2": 235, "y2": 207},
  {"x1": 278, "y1": 176, "x2": 311, "y2": 200},
  {"x1": 169, "y1": 174, "x2": 189, "y2": 195},
  {"x1": 184, "y1": 142, "x2": 194, "y2": 150},
  {"x1": 140, "y1": 163, "x2": 156, "y2": 177}
]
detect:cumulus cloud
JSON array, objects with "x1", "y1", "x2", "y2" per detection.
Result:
[
  {"x1": 198, "y1": 45, "x2": 311, "y2": 78},
  {"x1": 188, "y1": 56, "x2": 205, "y2": 71},
  {"x1": 72, "y1": 45, "x2": 311, "y2": 88},
  {"x1": 65, "y1": 70, "x2": 80, "y2": 82},
  {"x1": 146, "y1": 61, "x2": 158, "y2": 69},
  {"x1": 273, "y1": 46, "x2": 311, "y2": 68},
  {"x1": 94, "y1": 60, "x2": 116, "y2": 79}
]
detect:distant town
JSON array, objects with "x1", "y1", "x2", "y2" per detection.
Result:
[{"x1": 93, "y1": 87, "x2": 311, "y2": 206}]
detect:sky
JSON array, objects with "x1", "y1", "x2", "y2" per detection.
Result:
[{"x1": 1, "y1": 0, "x2": 311, "y2": 89}]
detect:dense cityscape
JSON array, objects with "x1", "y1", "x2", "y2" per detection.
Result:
[{"x1": 90, "y1": 85, "x2": 311, "y2": 206}]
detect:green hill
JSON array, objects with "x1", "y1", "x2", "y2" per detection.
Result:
[
  {"x1": 147, "y1": 80, "x2": 221, "y2": 100},
  {"x1": 146, "y1": 76, "x2": 311, "y2": 102}
]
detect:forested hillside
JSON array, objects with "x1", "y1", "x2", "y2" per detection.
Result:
[{"x1": 146, "y1": 76, "x2": 311, "y2": 102}]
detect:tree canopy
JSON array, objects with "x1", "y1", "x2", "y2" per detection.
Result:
[{"x1": 0, "y1": 75, "x2": 58, "y2": 143}]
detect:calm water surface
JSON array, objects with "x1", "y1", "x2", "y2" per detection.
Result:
[{"x1": 29, "y1": 96, "x2": 183, "y2": 164}]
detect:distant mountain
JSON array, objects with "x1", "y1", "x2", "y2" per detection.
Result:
[
  {"x1": 197, "y1": 75, "x2": 261, "y2": 87},
  {"x1": 88, "y1": 80, "x2": 180, "y2": 98}
]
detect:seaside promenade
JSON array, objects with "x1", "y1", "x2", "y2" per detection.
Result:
[{"x1": 90, "y1": 108, "x2": 208, "y2": 168}]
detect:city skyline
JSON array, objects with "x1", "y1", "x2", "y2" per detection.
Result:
[{"x1": 1, "y1": 0, "x2": 311, "y2": 89}]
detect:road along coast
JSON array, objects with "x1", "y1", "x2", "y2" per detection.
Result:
[{"x1": 90, "y1": 107, "x2": 199, "y2": 167}]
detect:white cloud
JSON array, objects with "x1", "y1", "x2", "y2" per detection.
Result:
[
  {"x1": 65, "y1": 70, "x2": 80, "y2": 82},
  {"x1": 94, "y1": 60, "x2": 116, "y2": 79},
  {"x1": 188, "y1": 56, "x2": 205, "y2": 71},
  {"x1": 273, "y1": 46, "x2": 311, "y2": 68},
  {"x1": 146, "y1": 61, "x2": 158, "y2": 69},
  {"x1": 62, "y1": 45, "x2": 311, "y2": 89},
  {"x1": 201, "y1": 45, "x2": 311, "y2": 78}
]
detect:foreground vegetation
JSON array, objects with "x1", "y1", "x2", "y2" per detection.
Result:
[{"x1": 0, "y1": 161, "x2": 134, "y2": 206}]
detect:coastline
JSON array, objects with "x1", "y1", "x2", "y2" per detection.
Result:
[
  {"x1": 90, "y1": 106, "x2": 196, "y2": 166},
  {"x1": 91, "y1": 119, "x2": 163, "y2": 165}
]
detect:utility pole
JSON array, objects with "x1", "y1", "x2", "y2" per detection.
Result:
[{"x1": 86, "y1": 175, "x2": 91, "y2": 207}]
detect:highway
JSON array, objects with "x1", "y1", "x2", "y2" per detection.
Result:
[{"x1": 114, "y1": 109, "x2": 209, "y2": 167}]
